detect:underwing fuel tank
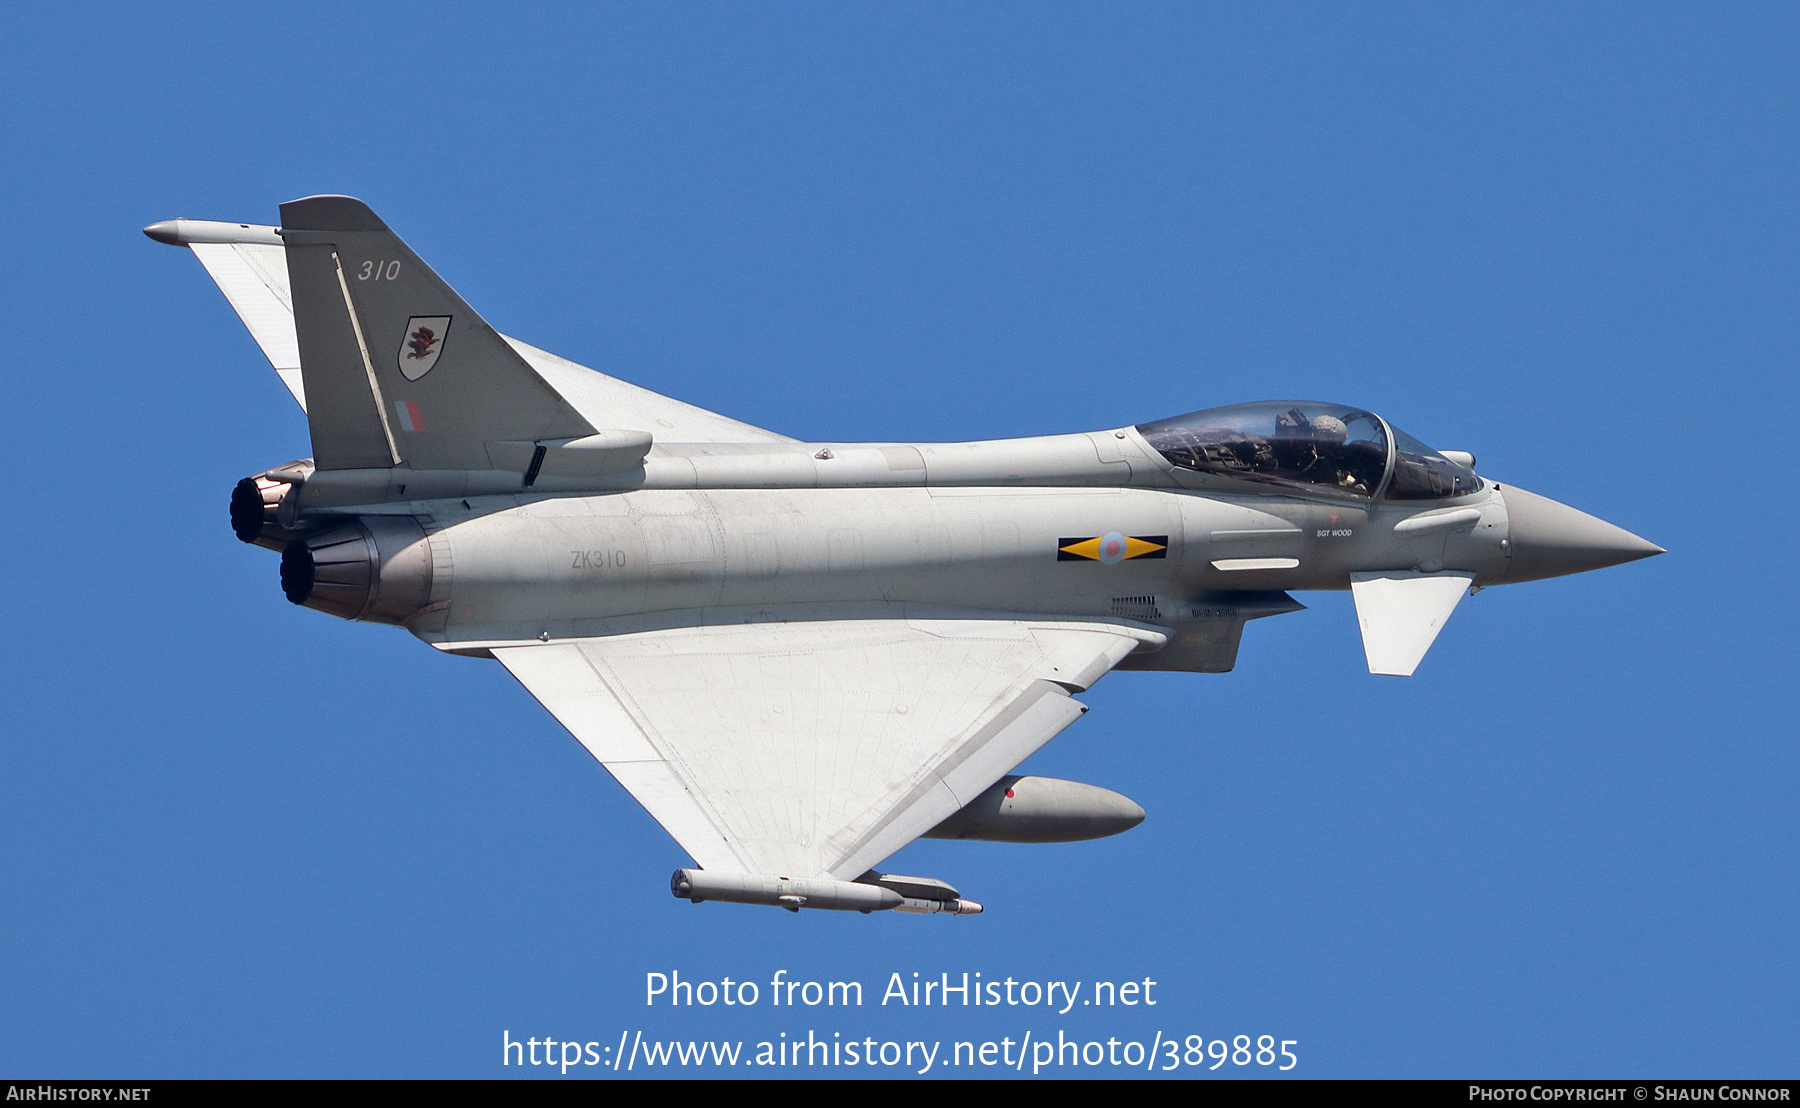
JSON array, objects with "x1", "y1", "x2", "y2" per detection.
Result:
[{"x1": 924, "y1": 775, "x2": 1145, "y2": 842}]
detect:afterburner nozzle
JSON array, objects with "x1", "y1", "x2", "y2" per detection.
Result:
[
  {"x1": 1499, "y1": 485, "x2": 1663, "y2": 583},
  {"x1": 277, "y1": 516, "x2": 435, "y2": 624}
]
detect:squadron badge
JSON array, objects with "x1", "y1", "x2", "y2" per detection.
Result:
[{"x1": 397, "y1": 315, "x2": 452, "y2": 380}]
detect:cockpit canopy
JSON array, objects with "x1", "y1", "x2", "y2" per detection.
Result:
[{"x1": 1135, "y1": 401, "x2": 1481, "y2": 501}]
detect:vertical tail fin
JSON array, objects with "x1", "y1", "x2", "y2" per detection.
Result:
[{"x1": 277, "y1": 195, "x2": 594, "y2": 471}]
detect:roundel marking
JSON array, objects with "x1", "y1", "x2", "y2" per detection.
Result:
[{"x1": 1099, "y1": 531, "x2": 1127, "y2": 566}]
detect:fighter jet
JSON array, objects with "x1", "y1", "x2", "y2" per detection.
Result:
[{"x1": 147, "y1": 196, "x2": 1661, "y2": 916}]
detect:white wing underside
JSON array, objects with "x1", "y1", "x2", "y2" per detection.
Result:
[
  {"x1": 183, "y1": 235, "x2": 794, "y2": 444},
  {"x1": 490, "y1": 618, "x2": 1160, "y2": 879},
  {"x1": 188, "y1": 242, "x2": 306, "y2": 408}
]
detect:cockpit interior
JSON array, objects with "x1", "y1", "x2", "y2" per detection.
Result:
[{"x1": 1135, "y1": 401, "x2": 1482, "y2": 501}]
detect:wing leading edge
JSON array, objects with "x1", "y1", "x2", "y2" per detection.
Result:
[{"x1": 491, "y1": 617, "x2": 1163, "y2": 880}]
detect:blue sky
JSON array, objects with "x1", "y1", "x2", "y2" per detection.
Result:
[{"x1": 1, "y1": 2, "x2": 1795, "y2": 1078}]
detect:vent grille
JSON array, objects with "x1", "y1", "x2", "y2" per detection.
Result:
[{"x1": 1109, "y1": 595, "x2": 1163, "y2": 621}]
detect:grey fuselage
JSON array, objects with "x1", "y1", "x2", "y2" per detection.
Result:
[{"x1": 270, "y1": 426, "x2": 1525, "y2": 665}]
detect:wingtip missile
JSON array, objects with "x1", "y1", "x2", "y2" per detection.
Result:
[
  {"x1": 143, "y1": 220, "x2": 183, "y2": 245},
  {"x1": 141, "y1": 218, "x2": 283, "y2": 247}
]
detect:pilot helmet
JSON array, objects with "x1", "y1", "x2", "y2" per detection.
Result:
[{"x1": 1309, "y1": 414, "x2": 1348, "y2": 442}]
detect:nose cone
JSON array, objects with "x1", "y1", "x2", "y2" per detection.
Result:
[{"x1": 1500, "y1": 484, "x2": 1663, "y2": 583}]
